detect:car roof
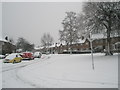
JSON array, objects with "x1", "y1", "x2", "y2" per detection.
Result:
[{"x1": 5, "y1": 53, "x2": 21, "y2": 59}]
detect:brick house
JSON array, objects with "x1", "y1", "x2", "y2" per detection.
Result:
[{"x1": 39, "y1": 34, "x2": 120, "y2": 54}]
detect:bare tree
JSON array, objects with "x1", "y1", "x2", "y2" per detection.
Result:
[
  {"x1": 41, "y1": 33, "x2": 53, "y2": 52},
  {"x1": 59, "y1": 11, "x2": 78, "y2": 54},
  {"x1": 80, "y1": 2, "x2": 120, "y2": 55},
  {"x1": 16, "y1": 37, "x2": 34, "y2": 52}
]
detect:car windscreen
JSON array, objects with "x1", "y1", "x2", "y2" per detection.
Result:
[{"x1": 5, "y1": 54, "x2": 20, "y2": 59}]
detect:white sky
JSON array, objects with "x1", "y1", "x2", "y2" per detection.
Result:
[
  {"x1": 2, "y1": 2, "x2": 83, "y2": 46},
  {"x1": 0, "y1": 3, "x2": 2, "y2": 40}
]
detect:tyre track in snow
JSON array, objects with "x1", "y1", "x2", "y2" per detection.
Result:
[
  {"x1": 2, "y1": 60, "x2": 40, "y2": 88},
  {"x1": 2, "y1": 64, "x2": 27, "y2": 72},
  {"x1": 14, "y1": 55, "x2": 53, "y2": 88},
  {"x1": 3, "y1": 54, "x2": 117, "y2": 88},
  {"x1": 15, "y1": 68, "x2": 40, "y2": 88},
  {"x1": 16, "y1": 55, "x2": 118, "y2": 88},
  {"x1": 14, "y1": 55, "x2": 65, "y2": 88},
  {"x1": 35, "y1": 75, "x2": 118, "y2": 86},
  {"x1": 2, "y1": 55, "x2": 49, "y2": 72},
  {"x1": 2, "y1": 55, "x2": 51, "y2": 88}
]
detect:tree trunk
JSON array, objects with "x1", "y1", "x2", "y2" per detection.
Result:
[
  {"x1": 70, "y1": 42, "x2": 72, "y2": 54},
  {"x1": 105, "y1": 13, "x2": 113, "y2": 56},
  {"x1": 106, "y1": 37, "x2": 113, "y2": 55}
]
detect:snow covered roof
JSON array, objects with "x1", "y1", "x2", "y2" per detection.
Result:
[
  {"x1": 34, "y1": 47, "x2": 40, "y2": 50},
  {"x1": 0, "y1": 38, "x2": 8, "y2": 42},
  {"x1": 91, "y1": 33, "x2": 120, "y2": 40},
  {"x1": 16, "y1": 49, "x2": 23, "y2": 52},
  {"x1": 115, "y1": 42, "x2": 120, "y2": 45},
  {"x1": 49, "y1": 43, "x2": 61, "y2": 48},
  {"x1": 77, "y1": 38, "x2": 86, "y2": 44},
  {"x1": 39, "y1": 46, "x2": 44, "y2": 49},
  {"x1": 91, "y1": 34, "x2": 106, "y2": 40},
  {"x1": 34, "y1": 46, "x2": 44, "y2": 50}
]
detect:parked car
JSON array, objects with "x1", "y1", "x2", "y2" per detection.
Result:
[
  {"x1": 3, "y1": 53, "x2": 22, "y2": 63},
  {"x1": 5, "y1": 53, "x2": 9, "y2": 57},
  {"x1": 0, "y1": 55, "x2": 5, "y2": 59},
  {"x1": 34, "y1": 52, "x2": 42, "y2": 58},
  {"x1": 21, "y1": 52, "x2": 34, "y2": 60}
]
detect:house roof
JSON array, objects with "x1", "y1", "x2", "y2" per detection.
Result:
[
  {"x1": 91, "y1": 33, "x2": 120, "y2": 40},
  {"x1": 0, "y1": 37, "x2": 16, "y2": 45},
  {"x1": 77, "y1": 38, "x2": 86, "y2": 44},
  {"x1": 115, "y1": 42, "x2": 120, "y2": 45},
  {"x1": 0, "y1": 38, "x2": 8, "y2": 42},
  {"x1": 34, "y1": 46, "x2": 44, "y2": 50}
]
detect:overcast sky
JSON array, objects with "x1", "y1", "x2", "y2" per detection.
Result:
[{"x1": 2, "y1": 2, "x2": 83, "y2": 46}]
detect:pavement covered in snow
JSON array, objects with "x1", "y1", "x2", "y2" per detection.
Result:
[{"x1": 2, "y1": 53, "x2": 118, "y2": 88}]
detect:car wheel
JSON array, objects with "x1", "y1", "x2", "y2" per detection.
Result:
[
  {"x1": 13, "y1": 60, "x2": 16, "y2": 64},
  {"x1": 19, "y1": 60, "x2": 21, "y2": 62}
]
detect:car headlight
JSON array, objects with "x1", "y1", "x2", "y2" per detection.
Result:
[{"x1": 5, "y1": 59, "x2": 9, "y2": 61}]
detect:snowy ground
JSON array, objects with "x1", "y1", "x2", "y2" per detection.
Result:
[{"x1": 2, "y1": 53, "x2": 118, "y2": 88}]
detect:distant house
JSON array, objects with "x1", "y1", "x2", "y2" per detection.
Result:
[
  {"x1": 39, "y1": 34, "x2": 120, "y2": 54},
  {"x1": 34, "y1": 46, "x2": 44, "y2": 53},
  {"x1": 0, "y1": 38, "x2": 16, "y2": 55},
  {"x1": 92, "y1": 34, "x2": 120, "y2": 53}
]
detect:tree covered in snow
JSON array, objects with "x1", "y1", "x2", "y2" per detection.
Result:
[
  {"x1": 41, "y1": 33, "x2": 53, "y2": 49},
  {"x1": 16, "y1": 37, "x2": 34, "y2": 52},
  {"x1": 78, "y1": 2, "x2": 120, "y2": 55},
  {"x1": 76, "y1": 13, "x2": 87, "y2": 38},
  {"x1": 59, "y1": 12, "x2": 79, "y2": 53}
]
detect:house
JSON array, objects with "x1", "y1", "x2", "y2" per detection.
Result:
[
  {"x1": 39, "y1": 34, "x2": 120, "y2": 54},
  {"x1": 0, "y1": 38, "x2": 16, "y2": 55}
]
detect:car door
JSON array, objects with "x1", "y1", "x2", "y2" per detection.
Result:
[{"x1": 14, "y1": 55, "x2": 21, "y2": 62}]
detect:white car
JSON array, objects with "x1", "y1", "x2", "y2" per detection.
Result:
[
  {"x1": 0, "y1": 55, "x2": 5, "y2": 59},
  {"x1": 34, "y1": 52, "x2": 42, "y2": 58}
]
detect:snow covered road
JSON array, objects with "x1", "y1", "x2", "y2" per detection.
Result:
[
  {"x1": 2, "y1": 53, "x2": 118, "y2": 88},
  {"x1": 2, "y1": 58, "x2": 43, "y2": 88}
]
